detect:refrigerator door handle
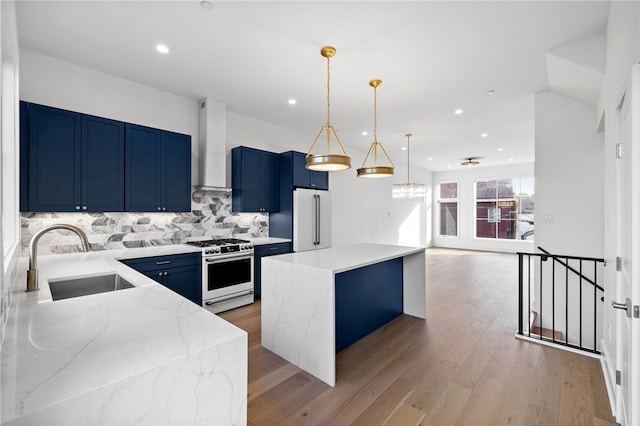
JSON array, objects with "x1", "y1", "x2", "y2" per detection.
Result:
[{"x1": 316, "y1": 194, "x2": 321, "y2": 245}]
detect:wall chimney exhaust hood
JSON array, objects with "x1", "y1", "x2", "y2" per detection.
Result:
[{"x1": 198, "y1": 98, "x2": 228, "y2": 188}]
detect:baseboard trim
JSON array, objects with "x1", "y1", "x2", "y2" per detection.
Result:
[
  {"x1": 514, "y1": 333, "x2": 602, "y2": 359},
  {"x1": 600, "y1": 339, "x2": 617, "y2": 418}
]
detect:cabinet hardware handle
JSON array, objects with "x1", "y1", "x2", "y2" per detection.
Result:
[
  {"x1": 75, "y1": 206, "x2": 81, "y2": 210},
  {"x1": 82, "y1": 206, "x2": 87, "y2": 210},
  {"x1": 158, "y1": 272, "x2": 163, "y2": 276},
  {"x1": 156, "y1": 261, "x2": 171, "y2": 265},
  {"x1": 162, "y1": 207, "x2": 166, "y2": 211},
  {"x1": 157, "y1": 207, "x2": 162, "y2": 211}
]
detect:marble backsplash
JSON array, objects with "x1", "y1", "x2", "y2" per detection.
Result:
[{"x1": 20, "y1": 188, "x2": 268, "y2": 257}]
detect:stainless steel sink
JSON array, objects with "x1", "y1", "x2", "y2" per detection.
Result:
[{"x1": 48, "y1": 273, "x2": 135, "y2": 301}]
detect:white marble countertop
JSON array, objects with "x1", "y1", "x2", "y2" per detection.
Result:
[
  {"x1": 264, "y1": 243, "x2": 424, "y2": 273},
  {"x1": 1, "y1": 244, "x2": 247, "y2": 424},
  {"x1": 249, "y1": 237, "x2": 291, "y2": 246}
]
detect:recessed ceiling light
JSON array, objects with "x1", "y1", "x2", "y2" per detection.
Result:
[
  {"x1": 481, "y1": 133, "x2": 488, "y2": 138},
  {"x1": 454, "y1": 109, "x2": 464, "y2": 115},
  {"x1": 509, "y1": 158, "x2": 514, "y2": 162},
  {"x1": 362, "y1": 131, "x2": 368, "y2": 136},
  {"x1": 447, "y1": 165, "x2": 452, "y2": 169},
  {"x1": 487, "y1": 90, "x2": 495, "y2": 95},
  {"x1": 428, "y1": 157, "x2": 433, "y2": 161},
  {"x1": 498, "y1": 148, "x2": 504, "y2": 152},
  {"x1": 200, "y1": 1, "x2": 213, "y2": 9},
  {"x1": 156, "y1": 44, "x2": 169, "y2": 54},
  {"x1": 401, "y1": 147, "x2": 407, "y2": 151},
  {"x1": 288, "y1": 99, "x2": 296, "y2": 105}
]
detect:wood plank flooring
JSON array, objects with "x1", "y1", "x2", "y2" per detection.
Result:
[{"x1": 219, "y1": 248, "x2": 616, "y2": 425}]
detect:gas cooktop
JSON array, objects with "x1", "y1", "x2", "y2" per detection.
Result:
[
  {"x1": 185, "y1": 238, "x2": 253, "y2": 256},
  {"x1": 185, "y1": 238, "x2": 251, "y2": 248}
]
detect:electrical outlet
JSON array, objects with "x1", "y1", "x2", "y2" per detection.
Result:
[{"x1": 543, "y1": 214, "x2": 554, "y2": 223}]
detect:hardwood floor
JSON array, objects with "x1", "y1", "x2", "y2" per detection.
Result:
[{"x1": 219, "y1": 248, "x2": 616, "y2": 425}]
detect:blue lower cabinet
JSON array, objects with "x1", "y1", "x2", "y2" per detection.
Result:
[
  {"x1": 254, "y1": 242, "x2": 292, "y2": 298},
  {"x1": 334, "y1": 257, "x2": 403, "y2": 353},
  {"x1": 120, "y1": 253, "x2": 201, "y2": 305}
]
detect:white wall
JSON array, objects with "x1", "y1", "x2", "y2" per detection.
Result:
[
  {"x1": 534, "y1": 90, "x2": 604, "y2": 258},
  {"x1": 432, "y1": 162, "x2": 535, "y2": 253},
  {"x1": 19, "y1": 50, "x2": 200, "y2": 183}
]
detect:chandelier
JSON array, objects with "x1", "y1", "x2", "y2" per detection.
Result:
[{"x1": 392, "y1": 133, "x2": 426, "y2": 199}]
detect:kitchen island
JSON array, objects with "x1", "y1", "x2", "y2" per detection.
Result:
[
  {"x1": 261, "y1": 243, "x2": 426, "y2": 386},
  {"x1": 1, "y1": 246, "x2": 247, "y2": 425}
]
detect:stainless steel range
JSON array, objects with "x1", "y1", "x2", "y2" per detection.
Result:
[{"x1": 185, "y1": 238, "x2": 254, "y2": 314}]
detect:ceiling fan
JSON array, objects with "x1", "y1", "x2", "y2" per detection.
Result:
[{"x1": 461, "y1": 157, "x2": 482, "y2": 166}]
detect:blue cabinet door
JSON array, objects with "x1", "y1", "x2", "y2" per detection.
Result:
[
  {"x1": 291, "y1": 151, "x2": 329, "y2": 190},
  {"x1": 125, "y1": 124, "x2": 162, "y2": 212},
  {"x1": 232, "y1": 146, "x2": 280, "y2": 212},
  {"x1": 20, "y1": 101, "x2": 29, "y2": 212},
  {"x1": 162, "y1": 131, "x2": 192, "y2": 212},
  {"x1": 261, "y1": 151, "x2": 281, "y2": 211},
  {"x1": 253, "y1": 242, "x2": 292, "y2": 298},
  {"x1": 232, "y1": 147, "x2": 261, "y2": 212},
  {"x1": 81, "y1": 115, "x2": 125, "y2": 212},
  {"x1": 163, "y1": 264, "x2": 202, "y2": 305},
  {"x1": 28, "y1": 104, "x2": 82, "y2": 212}
]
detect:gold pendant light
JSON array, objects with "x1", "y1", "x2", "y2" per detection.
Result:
[
  {"x1": 392, "y1": 133, "x2": 426, "y2": 199},
  {"x1": 305, "y1": 46, "x2": 351, "y2": 172},
  {"x1": 357, "y1": 79, "x2": 394, "y2": 178}
]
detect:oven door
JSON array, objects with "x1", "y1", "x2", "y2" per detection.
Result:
[{"x1": 202, "y1": 253, "x2": 254, "y2": 312}]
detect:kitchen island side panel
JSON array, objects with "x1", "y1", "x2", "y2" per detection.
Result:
[
  {"x1": 260, "y1": 259, "x2": 336, "y2": 386},
  {"x1": 334, "y1": 257, "x2": 403, "y2": 353}
]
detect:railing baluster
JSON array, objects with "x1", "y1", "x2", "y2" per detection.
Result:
[
  {"x1": 527, "y1": 254, "x2": 531, "y2": 337},
  {"x1": 565, "y1": 257, "x2": 569, "y2": 345},
  {"x1": 539, "y1": 254, "x2": 543, "y2": 341},
  {"x1": 579, "y1": 260, "x2": 583, "y2": 349},
  {"x1": 518, "y1": 253, "x2": 523, "y2": 335},
  {"x1": 552, "y1": 258, "x2": 555, "y2": 342},
  {"x1": 594, "y1": 261, "x2": 597, "y2": 351}
]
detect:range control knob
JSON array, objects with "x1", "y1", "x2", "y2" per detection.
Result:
[
  {"x1": 212, "y1": 247, "x2": 221, "y2": 254},
  {"x1": 204, "y1": 249, "x2": 211, "y2": 255}
]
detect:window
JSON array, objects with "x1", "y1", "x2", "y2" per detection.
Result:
[
  {"x1": 475, "y1": 177, "x2": 534, "y2": 240},
  {"x1": 438, "y1": 182, "x2": 458, "y2": 237}
]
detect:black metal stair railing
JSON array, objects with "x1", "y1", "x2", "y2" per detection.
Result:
[{"x1": 517, "y1": 247, "x2": 606, "y2": 355}]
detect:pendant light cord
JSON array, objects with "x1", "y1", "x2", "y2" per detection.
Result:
[
  {"x1": 326, "y1": 54, "x2": 331, "y2": 126},
  {"x1": 406, "y1": 133, "x2": 412, "y2": 183}
]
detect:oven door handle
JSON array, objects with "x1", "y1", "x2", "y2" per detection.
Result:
[
  {"x1": 205, "y1": 289, "x2": 254, "y2": 305},
  {"x1": 204, "y1": 253, "x2": 254, "y2": 262}
]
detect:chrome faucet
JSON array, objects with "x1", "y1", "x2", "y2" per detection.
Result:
[{"x1": 26, "y1": 224, "x2": 90, "y2": 292}]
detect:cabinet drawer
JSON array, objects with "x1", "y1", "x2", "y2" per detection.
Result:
[
  {"x1": 255, "y1": 242, "x2": 292, "y2": 257},
  {"x1": 120, "y1": 252, "x2": 201, "y2": 273}
]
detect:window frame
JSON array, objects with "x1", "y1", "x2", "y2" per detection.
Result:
[
  {"x1": 473, "y1": 177, "x2": 534, "y2": 241},
  {"x1": 437, "y1": 181, "x2": 459, "y2": 238}
]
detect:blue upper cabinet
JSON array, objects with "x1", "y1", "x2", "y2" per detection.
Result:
[
  {"x1": 82, "y1": 115, "x2": 125, "y2": 212},
  {"x1": 162, "y1": 131, "x2": 192, "y2": 212},
  {"x1": 231, "y1": 146, "x2": 280, "y2": 212},
  {"x1": 289, "y1": 151, "x2": 329, "y2": 190},
  {"x1": 125, "y1": 124, "x2": 191, "y2": 212},
  {"x1": 24, "y1": 103, "x2": 124, "y2": 212}
]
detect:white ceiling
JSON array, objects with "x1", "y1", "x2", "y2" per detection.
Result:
[{"x1": 15, "y1": 1, "x2": 610, "y2": 172}]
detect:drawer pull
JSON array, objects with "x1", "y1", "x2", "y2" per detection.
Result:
[{"x1": 155, "y1": 261, "x2": 171, "y2": 265}]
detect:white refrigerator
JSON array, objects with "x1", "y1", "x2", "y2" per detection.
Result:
[{"x1": 293, "y1": 188, "x2": 332, "y2": 252}]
